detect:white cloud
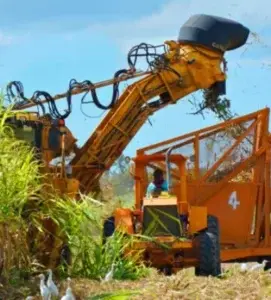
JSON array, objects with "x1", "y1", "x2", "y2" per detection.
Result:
[
  {"x1": 1, "y1": 0, "x2": 270, "y2": 55},
  {"x1": 87, "y1": 0, "x2": 271, "y2": 53}
]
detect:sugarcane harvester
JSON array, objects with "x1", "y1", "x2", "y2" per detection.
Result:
[
  {"x1": 4, "y1": 15, "x2": 250, "y2": 270},
  {"x1": 123, "y1": 108, "x2": 271, "y2": 275}
]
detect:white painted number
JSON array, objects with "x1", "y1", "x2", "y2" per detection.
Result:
[{"x1": 228, "y1": 191, "x2": 240, "y2": 210}]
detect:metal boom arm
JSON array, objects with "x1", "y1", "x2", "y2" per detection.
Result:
[{"x1": 70, "y1": 42, "x2": 226, "y2": 194}]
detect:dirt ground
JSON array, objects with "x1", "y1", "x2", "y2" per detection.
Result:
[{"x1": 1, "y1": 263, "x2": 271, "y2": 300}]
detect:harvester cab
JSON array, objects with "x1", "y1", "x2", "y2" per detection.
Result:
[
  {"x1": 134, "y1": 153, "x2": 200, "y2": 237},
  {"x1": 5, "y1": 111, "x2": 80, "y2": 197},
  {"x1": 107, "y1": 152, "x2": 221, "y2": 276}
]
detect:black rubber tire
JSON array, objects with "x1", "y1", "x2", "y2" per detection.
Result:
[
  {"x1": 264, "y1": 261, "x2": 271, "y2": 271},
  {"x1": 196, "y1": 232, "x2": 219, "y2": 276},
  {"x1": 159, "y1": 266, "x2": 173, "y2": 276},
  {"x1": 206, "y1": 215, "x2": 221, "y2": 275},
  {"x1": 207, "y1": 215, "x2": 219, "y2": 236},
  {"x1": 102, "y1": 216, "x2": 115, "y2": 244},
  {"x1": 195, "y1": 215, "x2": 221, "y2": 277}
]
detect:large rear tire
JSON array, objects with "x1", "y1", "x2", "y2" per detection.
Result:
[
  {"x1": 206, "y1": 215, "x2": 221, "y2": 275},
  {"x1": 195, "y1": 215, "x2": 221, "y2": 277}
]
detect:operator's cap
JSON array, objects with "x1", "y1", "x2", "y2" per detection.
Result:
[
  {"x1": 153, "y1": 168, "x2": 163, "y2": 177},
  {"x1": 58, "y1": 119, "x2": 65, "y2": 126}
]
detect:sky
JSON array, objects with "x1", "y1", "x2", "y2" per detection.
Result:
[{"x1": 0, "y1": 0, "x2": 271, "y2": 157}]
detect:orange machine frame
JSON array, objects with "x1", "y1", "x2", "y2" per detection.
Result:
[
  {"x1": 136, "y1": 108, "x2": 271, "y2": 262},
  {"x1": 12, "y1": 41, "x2": 227, "y2": 195},
  {"x1": 115, "y1": 153, "x2": 211, "y2": 270},
  {"x1": 133, "y1": 153, "x2": 187, "y2": 211},
  {"x1": 132, "y1": 153, "x2": 208, "y2": 235}
]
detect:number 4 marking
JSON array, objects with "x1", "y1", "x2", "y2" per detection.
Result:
[{"x1": 228, "y1": 191, "x2": 240, "y2": 210}]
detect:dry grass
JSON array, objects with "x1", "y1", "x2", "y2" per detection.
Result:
[{"x1": 2, "y1": 263, "x2": 271, "y2": 299}]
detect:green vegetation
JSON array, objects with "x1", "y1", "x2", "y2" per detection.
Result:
[
  {"x1": 0, "y1": 97, "x2": 148, "y2": 299},
  {"x1": 28, "y1": 195, "x2": 149, "y2": 280},
  {"x1": 0, "y1": 99, "x2": 42, "y2": 280}
]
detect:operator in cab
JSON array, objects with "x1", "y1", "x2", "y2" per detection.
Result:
[{"x1": 146, "y1": 168, "x2": 168, "y2": 198}]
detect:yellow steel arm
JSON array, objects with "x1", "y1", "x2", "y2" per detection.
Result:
[{"x1": 70, "y1": 42, "x2": 226, "y2": 194}]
